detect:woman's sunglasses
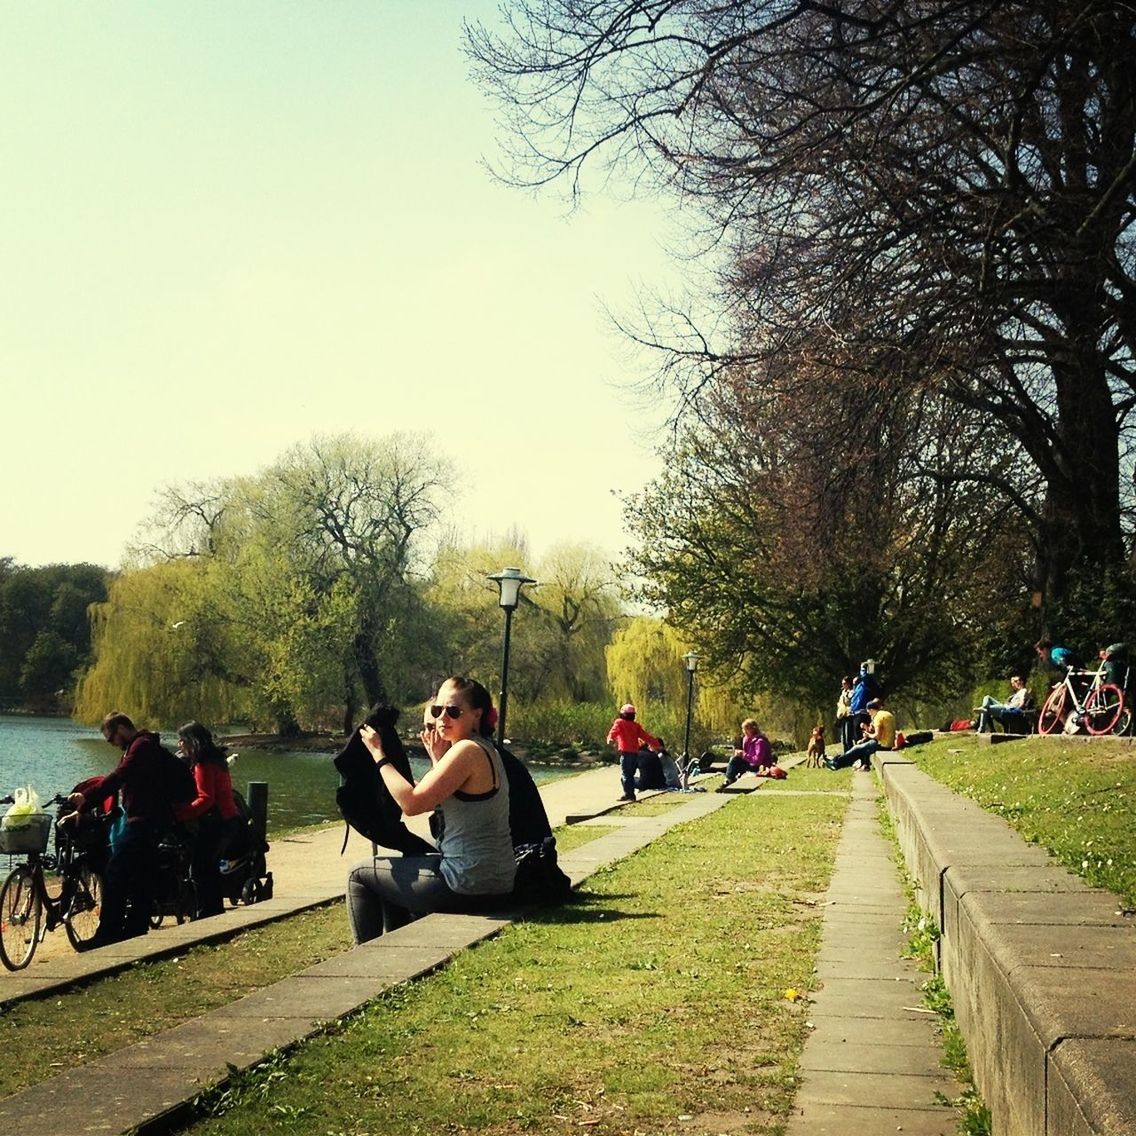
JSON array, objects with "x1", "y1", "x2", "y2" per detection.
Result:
[{"x1": 429, "y1": 704, "x2": 464, "y2": 720}]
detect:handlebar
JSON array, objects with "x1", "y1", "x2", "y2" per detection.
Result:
[{"x1": 0, "y1": 793, "x2": 71, "y2": 809}]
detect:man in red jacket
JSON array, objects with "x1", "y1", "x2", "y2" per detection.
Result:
[
  {"x1": 66, "y1": 711, "x2": 182, "y2": 947},
  {"x1": 606, "y1": 704, "x2": 660, "y2": 802}
]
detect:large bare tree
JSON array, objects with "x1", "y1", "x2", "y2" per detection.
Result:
[{"x1": 470, "y1": 1, "x2": 1136, "y2": 627}]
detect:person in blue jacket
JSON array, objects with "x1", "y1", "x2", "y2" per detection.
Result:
[
  {"x1": 847, "y1": 664, "x2": 882, "y2": 752},
  {"x1": 1034, "y1": 638, "x2": 1081, "y2": 672}
]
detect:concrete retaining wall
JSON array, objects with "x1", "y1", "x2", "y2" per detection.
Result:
[{"x1": 876, "y1": 752, "x2": 1136, "y2": 1136}]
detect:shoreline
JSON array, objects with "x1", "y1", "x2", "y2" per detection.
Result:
[{"x1": 219, "y1": 732, "x2": 606, "y2": 769}]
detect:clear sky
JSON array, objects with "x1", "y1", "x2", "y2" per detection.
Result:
[{"x1": 1, "y1": 2, "x2": 684, "y2": 573}]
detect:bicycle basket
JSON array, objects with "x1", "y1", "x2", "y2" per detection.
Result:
[{"x1": 0, "y1": 812, "x2": 53, "y2": 854}]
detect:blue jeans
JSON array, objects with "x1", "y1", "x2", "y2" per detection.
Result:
[
  {"x1": 831, "y1": 738, "x2": 882, "y2": 770},
  {"x1": 347, "y1": 856, "x2": 510, "y2": 944},
  {"x1": 976, "y1": 697, "x2": 1024, "y2": 733},
  {"x1": 99, "y1": 818, "x2": 162, "y2": 942},
  {"x1": 619, "y1": 753, "x2": 638, "y2": 796}
]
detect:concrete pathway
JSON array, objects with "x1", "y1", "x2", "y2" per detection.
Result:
[{"x1": 785, "y1": 774, "x2": 959, "y2": 1134}]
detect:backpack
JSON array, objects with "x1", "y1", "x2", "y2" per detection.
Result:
[
  {"x1": 497, "y1": 743, "x2": 555, "y2": 846},
  {"x1": 158, "y1": 744, "x2": 197, "y2": 806},
  {"x1": 512, "y1": 836, "x2": 573, "y2": 903}
]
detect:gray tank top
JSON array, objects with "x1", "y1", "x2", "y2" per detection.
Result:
[{"x1": 437, "y1": 737, "x2": 516, "y2": 895}]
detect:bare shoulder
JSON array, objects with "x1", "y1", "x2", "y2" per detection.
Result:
[{"x1": 439, "y1": 738, "x2": 489, "y2": 769}]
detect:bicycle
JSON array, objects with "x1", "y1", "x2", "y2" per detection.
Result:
[
  {"x1": 1038, "y1": 654, "x2": 1131, "y2": 737},
  {"x1": 0, "y1": 794, "x2": 105, "y2": 971}
]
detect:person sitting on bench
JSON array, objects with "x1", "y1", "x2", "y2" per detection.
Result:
[{"x1": 974, "y1": 675, "x2": 1033, "y2": 733}]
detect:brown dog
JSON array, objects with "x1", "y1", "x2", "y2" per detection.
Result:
[{"x1": 806, "y1": 725, "x2": 826, "y2": 767}]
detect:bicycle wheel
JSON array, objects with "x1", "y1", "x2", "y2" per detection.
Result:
[
  {"x1": 63, "y1": 867, "x2": 103, "y2": 950},
  {"x1": 1113, "y1": 705, "x2": 1133, "y2": 736},
  {"x1": 1084, "y1": 684, "x2": 1125, "y2": 735},
  {"x1": 1038, "y1": 686, "x2": 1067, "y2": 735},
  {"x1": 0, "y1": 865, "x2": 44, "y2": 971}
]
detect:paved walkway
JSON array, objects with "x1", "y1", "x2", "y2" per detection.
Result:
[
  {"x1": 785, "y1": 774, "x2": 958, "y2": 1134},
  {"x1": 0, "y1": 761, "x2": 964, "y2": 1134}
]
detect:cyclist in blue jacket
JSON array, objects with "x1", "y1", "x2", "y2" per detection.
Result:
[{"x1": 1035, "y1": 638, "x2": 1082, "y2": 672}]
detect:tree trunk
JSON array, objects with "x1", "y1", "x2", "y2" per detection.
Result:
[
  {"x1": 353, "y1": 629, "x2": 386, "y2": 709},
  {"x1": 342, "y1": 667, "x2": 358, "y2": 736},
  {"x1": 1036, "y1": 323, "x2": 1126, "y2": 614}
]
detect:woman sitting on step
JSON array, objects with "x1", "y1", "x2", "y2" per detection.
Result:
[{"x1": 345, "y1": 676, "x2": 516, "y2": 943}]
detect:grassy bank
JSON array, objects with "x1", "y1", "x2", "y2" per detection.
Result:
[
  {"x1": 172, "y1": 778, "x2": 849, "y2": 1135},
  {"x1": 906, "y1": 734, "x2": 1136, "y2": 906},
  {"x1": 0, "y1": 906, "x2": 354, "y2": 1100}
]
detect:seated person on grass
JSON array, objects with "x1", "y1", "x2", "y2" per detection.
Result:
[
  {"x1": 717, "y1": 719, "x2": 773, "y2": 790},
  {"x1": 827, "y1": 698, "x2": 895, "y2": 771},
  {"x1": 635, "y1": 745, "x2": 668, "y2": 791},
  {"x1": 975, "y1": 675, "x2": 1033, "y2": 733}
]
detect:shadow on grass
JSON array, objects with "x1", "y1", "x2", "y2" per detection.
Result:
[{"x1": 506, "y1": 890, "x2": 658, "y2": 925}]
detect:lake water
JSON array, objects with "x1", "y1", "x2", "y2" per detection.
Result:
[{"x1": 0, "y1": 716, "x2": 571, "y2": 834}]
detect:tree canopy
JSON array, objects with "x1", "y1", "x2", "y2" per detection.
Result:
[
  {"x1": 77, "y1": 434, "x2": 453, "y2": 733},
  {"x1": 0, "y1": 560, "x2": 108, "y2": 711},
  {"x1": 469, "y1": 0, "x2": 1136, "y2": 696}
]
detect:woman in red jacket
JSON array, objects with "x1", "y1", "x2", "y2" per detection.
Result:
[
  {"x1": 175, "y1": 721, "x2": 242, "y2": 919},
  {"x1": 606, "y1": 704, "x2": 659, "y2": 802}
]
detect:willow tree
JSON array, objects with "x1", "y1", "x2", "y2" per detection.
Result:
[
  {"x1": 605, "y1": 615, "x2": 742, "y2": 736},
  {"x1": 423, "y1": 535, "x2": 534, "y2": 692},
  {"x1": 528, "y1": 543, "x2": 622, "y2": 702},
  {"x1": 80, "y1": 433, "x2": 453, "y2": 734},
  {"x1": 425, "y1": 539, "x2": 621, "y2": 705},
  {"x1": 73, "y1": 559, "x2": 250, "y2": 727}
]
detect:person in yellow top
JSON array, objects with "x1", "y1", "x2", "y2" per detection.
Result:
[{"x1": 826, "y1": 698, "x2": 895, "y2": 771}]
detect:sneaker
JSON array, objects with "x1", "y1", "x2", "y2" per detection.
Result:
[
  {"x1": 851, "y1": 760, "x2": 863, "y2": 771},
  {"x1": 617, "y1": 793, "x2": 636, "y2": 803},
  {"x1": 823, "y1": 758, "x2": 837, "y2": 771}
]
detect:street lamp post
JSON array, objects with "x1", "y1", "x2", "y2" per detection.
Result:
[
  {"x1": 487, "y1": 567, "x2": 536, "y2": 747},
  {"x1": 681, "y1": 651, "x2": 699, "y2": 772}
]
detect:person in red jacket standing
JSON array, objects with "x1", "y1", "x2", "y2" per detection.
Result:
[
  {"x1": 175, "y1": 721, "x2": 242, "y2": 919},
  {"x1": 606, "y1": 704, "x2": 660, "y2": 802}
]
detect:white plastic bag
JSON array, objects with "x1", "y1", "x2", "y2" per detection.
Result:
[{"x1": 5, "y1": 786, "x2": 42, "y2": 820}]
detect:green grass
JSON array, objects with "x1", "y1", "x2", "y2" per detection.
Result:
[
  {"x1": 176, "y1": 790, "x2": 849, "y2": 1135},
  {"x1": 909, "y1": 734, "x2": 1136, "y2": 905},
  {"x1": 553, "y1": 822, "x2": 618, "y2": 853},
  {"x1": 0, "y1": 821, "x2": 605, "y2": 1098},
  {"x1": 898, "y1": 901, "x2": 991, "y2": 1136},
  {"x1": 0, "y1": 905, "x2": 354, "y2": 1099}
]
